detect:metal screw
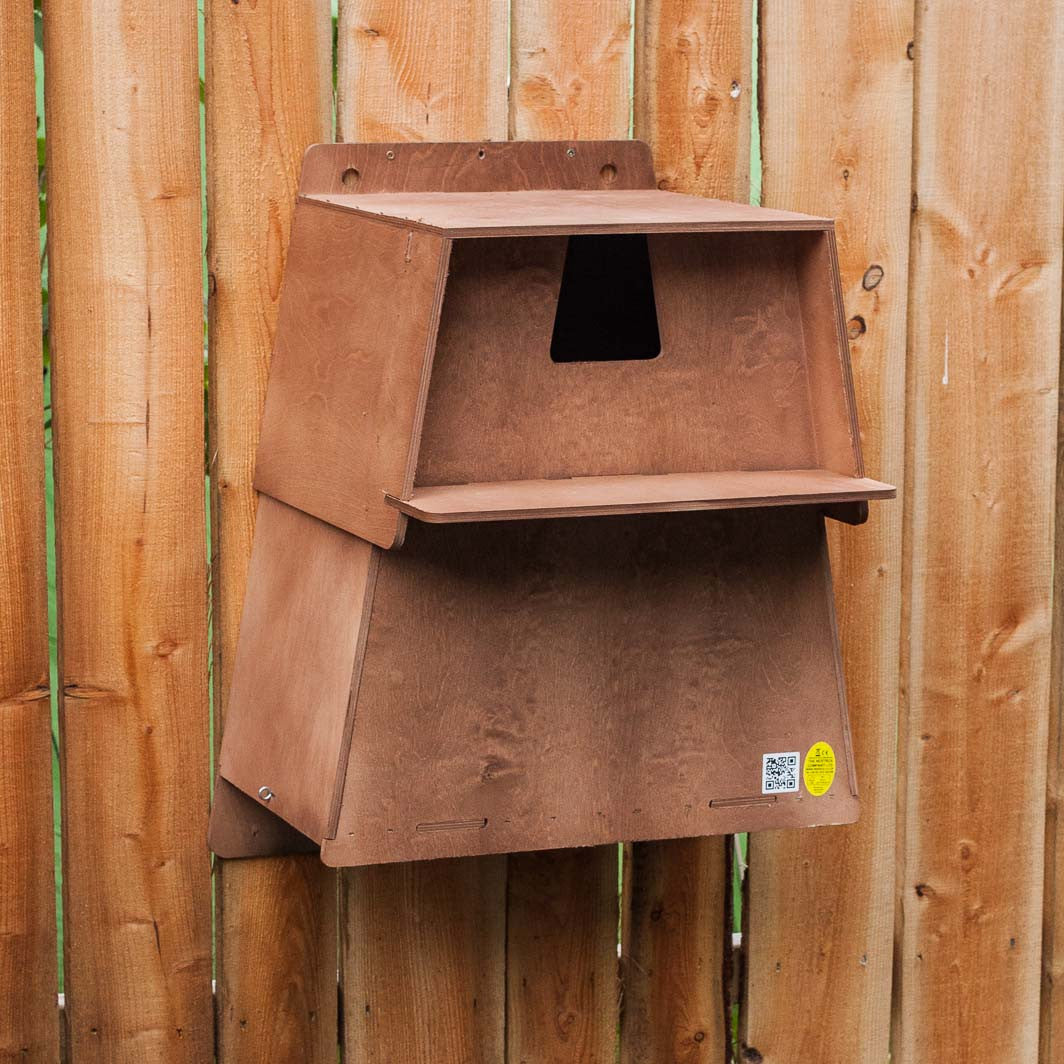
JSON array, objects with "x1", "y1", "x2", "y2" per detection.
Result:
[
  {"x1": 566, "y1": 147, "x2": 576, "y2": 157},
  {"x1": 258, "y1": 786, "x2": 274, "y2": 802},
  {"x1": 385, "y1": 149, "x2": 395, "y2": 160}
]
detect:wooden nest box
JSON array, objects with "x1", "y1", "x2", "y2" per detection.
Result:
[{"x1": 208, "y1": 140, "x2": 894, "y2": 866}]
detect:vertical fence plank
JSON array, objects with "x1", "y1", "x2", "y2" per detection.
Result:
[
  {"x1": 622, "y1": 5, "x2": 750, "y2": 1061},
  {"x1": 505, "y1": 9, "x2": 630, "y2": 1060},
  {"x1": 898, "y1": 3, "x2": 1064, "y2": 1062},
  {"x1": 0, "y1": 0, "x2": 59, "y2": 1059},
  {"x1": 42, "y1": 2, "x2": 211, "y2": 1060},
  {"x1": 335, "y1": 5, "x2": 508, "y2": 1061},
  {"x1": 336, "y1": 0, "x2": 507, "y2": 144},
  {"x1": 204, "y1": 2, "x2": 336, "y2": 1062},
  {"x1": 634, "y1": 0, "x2": 751, "y2": 198},
  {"x1": 509, "y1": 0, "x2": 630, "y2": 140},
  {"x1": 741, "y1": 2, "x2": 913, "y2": 1061}
]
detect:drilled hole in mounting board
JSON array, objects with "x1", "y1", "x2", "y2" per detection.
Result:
[
  {"x1": 477, "y1": 147, "x2": 486, "y2": 159},
  {"x1": 599, "y1": 162, "x2": 618, "y2": 184},
  {"x1": 550, "y1": 234, "x2": 661, "y2": 363},
  {"x1": 341, "y1": 167, "x2": 361, "y2": 189}
]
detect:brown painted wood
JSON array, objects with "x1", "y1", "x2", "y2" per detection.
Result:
[
  {"x1": 216, "y1": 495, "x2": 378, "y2": 842},
  {"x1": 506, "y1": 847, "x2": 620, "y2": 1062},
  {"x1": 899, "y1": 3, "x2": 1063, "y2": 1062},
  {"x1": 389, "y1": 469, "x2": 894, "y2": 524},
  {"x1": 299, "y1": 139, "x2": 656, "y2": 196},
  {"x1": 336, "y1": 0, "x2": 508, "y2": 144},
  {"x1": 742, "y1": 0, "x2": 913, "y2": 1061},
  {"x1": 304, "y1": 187, "x2": 828, "y2": 237},
  {"x1": 204, "y1": 3, "x2": 337, "y2": 1060},
  {"x1": 322, "y1": 508, "x2": 858, "y2": 866},
  {"x1": 341, "y1": 856, "x2": 507, "y2": 1064},
  {"x1": 629, "y1": 7, "x2": 753, "y2": 1056},
  {"x1": 253, "y1": 203, "x2": 450, "y2": 548},
  {"x1": 44, "y1": 3, "x2": 212, "y2": 1058},
  {"x1": 209, "y1": 778, "x2": 319, "y2": 860},
  {"x1": 0, "y1": 1, "x2": 58, "y2": 1057},
  {"x1": 621, "y1": 838, "x2": 730, "y2": 1063},
  {"x1": 415, "y1": 230, "x2": 861, "y2": 489}
]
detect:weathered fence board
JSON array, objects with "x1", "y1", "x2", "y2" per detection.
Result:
[
  {"x1": 742, "y1": 1, "x2": 913, "y2": 1060},
  {"x1": 510, "y1": 0, "x2": 630, "y2": 140},
  {"x1": 897, "y1": 3, "x2": 1064, "y2": 1062},
  {"x1": 334, "y1": 5, "x2": 509, "y2": 1060},
  {"x1": 0, "y1": 1, "x2": 58, "y2": 1059},
  {"x1": 204, "y1": 3, "x2": 336, "y2": 1062},
  {"x1": 336, "y1": 0, "x2": 508, "y2": 144},
  {"x1": 43, "y1": 2, "x2": 211, "y2": 1060},
  {"x1": 620, "y1": 5, "x2": 751, "y2": 1060}
]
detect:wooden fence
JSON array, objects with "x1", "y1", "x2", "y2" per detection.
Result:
[{"x1": 0, "y1": 0, "x2": 1062, "y2": 1060}]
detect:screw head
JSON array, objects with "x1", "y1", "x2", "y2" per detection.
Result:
[
  {"x1": 566, "y1": 147, "x2": 576, "y2": 157},
  {"x1": 385, "y1": 149, "x2": 395, "y2": 160},
  {"x1": 258, "y1": 786, "x2": 274, "y2": 802}
]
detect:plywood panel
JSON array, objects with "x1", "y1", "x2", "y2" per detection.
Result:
[
  {"x1": 0, "y1": 1, "x2": 58, "y2": 1057},
  {"x1": 510, "y1": 0, "x2": 630, "y2": 140},
  {"x1": 43, "y1": 3, "x2": 211, "y2": 1059},
  {"x1": 324, "y1": 509, "x2": 858, "y2": 866},
  {"x1": 203, "y1": 3, "x2": 336, "y2": 1058},
  {"x1": 341, "y1": 857, "x2": 507, "y2": 1064},
  {"x1": 626, "y1": 6, "x2": 752, "y2": 1058},
  {"x1": 634, "y1": 0, "x2": 751, "y2": 198},
  {"x1": 336, "y1": 0, "x2": 507, "y2": 143},
  {"x1": 741, "y1": 1, "x2": 913, "y2": 1061},
  {"x1": 898, "y1": 3, "x2": 1064, "y2": 1062},
  {"x1": 507, "y1": 848, "x2": 620, "y2": 1063}
]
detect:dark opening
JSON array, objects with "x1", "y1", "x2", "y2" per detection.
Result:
[{"x1": 549, "y1": 234, "x2": 662, "y2": 363}]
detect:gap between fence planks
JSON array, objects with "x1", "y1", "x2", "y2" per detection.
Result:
[
  {"x1": 43, "y1": 2, "x2": 211, "y2": 1060},
  {"x1": 204, "y1": 2, "x2": 336, "y2": 1062},
  {"x1": 740, "y1": 2, "x2": 913, "y2": 1061},
  {"x1": 335, "y1": 3, "x2": 511, "y2": 1062},
  {"x1": 898, "y1": 4, "x2": 1064, "y2": 1062},
  {"x1": 0, "y1": 2, "x2": 58, "y2": 1059},
  {"x1": 620, "y1": 2, "x2": 752, "y2": 1061}
]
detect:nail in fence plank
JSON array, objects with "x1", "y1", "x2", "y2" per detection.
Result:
[
  {"x1": 509, "y1": 0, "x2": 631, "y2": 141},
  {"x1": 623, "y1": 4, "x2": 750, "y2": 1060},
  {"x1": 621, "y1": 840, "x2": 729, "y2": 1062},
  {"x1": 741, "y1": 2, "x2": 913, "y2": 1061},
  {"x1": 334, "y1": 5, "x2": 509, "y2": 1061},
  {"x1": 0, "y1": 1, "x2": 59, "y2": 1058},
  {"x1": 204, "y1": 2, "x2": 336, "y2": 1061},
  {"x1": 342, "y1": 857, "x2": 507, "y2": 1064},
  {"x1": 898, "y1": 4, "x2": 1064, "y2": 1063},
  {"x1": 43, "y1": 2, "x2": 211, "y2": 1059},
  {"x1": 336, "y1": 0, "x2": 508, "y2": 144}
]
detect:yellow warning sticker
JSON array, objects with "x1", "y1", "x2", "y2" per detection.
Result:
[{"x1": 803, "y1": 742, "x2": 836, "y2": 797}]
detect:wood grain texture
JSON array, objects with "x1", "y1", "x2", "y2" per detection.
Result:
[
  {"x1": 742, "y1": 1, "x2": 913, "y2": 1061},
  {"x1": 253, "y1": 203, "x2": 450, "y2": 548},
  {"x1": 621, "y1": 838, "x2": 729, "y2": 1064},
  {"x1": 336, "y1": 0, "x2": 508, "y2": 143},
  {"x1": 43, "y1": 2, "x2": 211, "y2": 1059},
  {"x1": 333, "y1": 10, "x2": 510, "y2": 1060},
  {"x1": 510, "y1": 0, "x2": 631, "y2": 140},
  {"x1": 507, "y1": 848, "x2": 620, "y2": 1063},
  {"x1": 0, "y1": 1, "x2": 58, "y2": 1058},
  {"x1": 626, "y1": 6, "x2": 752, "y2": 1060},
  {"x1": 898, "y1": 3, "x2": 1064, "y2": 1062},
  {"x1": 203, "y1": 2, "x2": 336, "y2": 1059},
  {"x1": 341, "y1": 856, "x2": 507, "y2": 1064},
  {"x1": 634, "y1": 0, "x2": 751, "y2": 198},
  {"x1": 322, "y1": 509, "x2": 858, "y2": 866}
]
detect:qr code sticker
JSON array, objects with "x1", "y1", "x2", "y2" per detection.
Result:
[{"x1": 762, "y1": 752, "x2": 800, "y2": 794}]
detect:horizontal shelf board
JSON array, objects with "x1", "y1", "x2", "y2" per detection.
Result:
[
  {"x1": 387, "y1": 469, "x2": 896, "y2": 523},
  {"x1": 301, "y1": 188, "x2": 831, "y2": 238}
]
